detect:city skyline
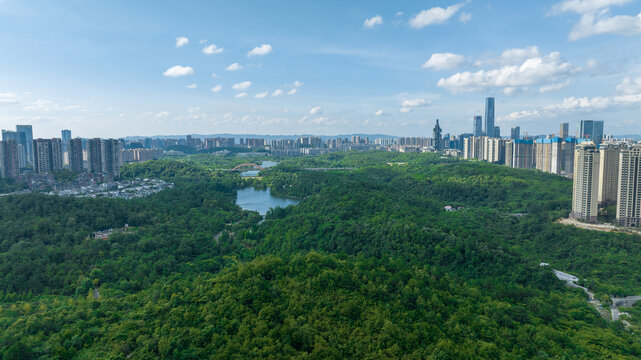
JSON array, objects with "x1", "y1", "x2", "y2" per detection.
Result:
[{"x1": 1, "y1": 1, "x2": 641, "y2": 138}]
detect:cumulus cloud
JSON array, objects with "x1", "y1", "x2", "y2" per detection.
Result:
[
  {"x1": 186, "y1": 84, "x2": 197, "y2": 89},
  {"x1": 235, "y1": 92, "x2": 248, "y2": 99},
  {"x1": 293, "y1": 80, "x2": 304, "y2": 87},
  {"x1": 422, "y1": 52, "x2": 465, "y2": 70},
  {"x1": 226, "y1": 62, "x2": 242, "y2": 71},
  {"x1": 364, "y1": 15, "x2": 383, "y2": 28},
  {"x1": 247, "y1": 44, "x2": 273, "y2": 57},
  {"x1": 309, "y1": 106, "x2": 323, "y2": 115},
  {"x1": 288, "y1": 88, "x2": 299, "y2": 95},
  {"x1": 437, "y1": 51, "x2": 577, "y2": 94},
  {"x1": 459, "y1": 12, "x2": 472, "y2": 23},
  {"x1": 400, "y1": 107, "x2": 411, "y2": 113},
  {"x1": 402, "y1": 98, "x2": 431, "y2": 107},
  {"x1": 0, "y1": 93, "x2": 19, "y2": 104},
  {"x1": 255, "y1": 91, "x2": 269, "y2": 98},
  {"x1": 163, "y1": 65, "x2": 194, "y2": 77},
  {"x1": 176, "y1": 36, "x2": 189, "y2": 48},
  {"x1": 474, "y1": 46, "x2": 541, "y2": 67},
  {"x1": 272, "y1": 89, "x2": 284, "y2": 97},
  {"x1": 617, "y1": 76, "x2": 641, "y2": 94},
  {"x1": 232, "y1": 81, "x2": 252, "y2": 91},
  {"x1": 203, "y1": 44, "x2": 224, "y2": 54},
  {"x1": 211, "y1": 85, "x2": 222, "y2": 92},
  {"x1": 155, "y1": 111, "x2": 170, "y2": 118},
  {"x1": 409, "y1": 3, "x2": 464, "y2": 28},
  {"x1": 551, "y1": 0, "x2": 641, "y2": 40},
  {"x1": 374, "y1": 109, "x2": 388, "y2": 116}
]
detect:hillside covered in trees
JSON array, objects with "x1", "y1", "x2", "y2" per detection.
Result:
[{"x1": 1, "y1": 151, "x2": 641, "y2": 359}]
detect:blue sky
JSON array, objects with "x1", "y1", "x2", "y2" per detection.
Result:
[{"x1": 1, "y1": 0, "x2": 640, "y2": 138}]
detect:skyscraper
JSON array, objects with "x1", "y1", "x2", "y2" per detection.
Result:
[
  {"x1": 61, "y1": 130, "x2": 71, "y2": 164},
  {"x1": 33, "y1": 139, "x2": 52, "y2": 174},
  {"x1": 433, "y1": 119, "x2": 442, "y2": 151},
  {"x1": 69, "y1": 138, "x2": 84, "y2": 172},
  {"x1": 598, "y1": 142, "x2": 621, "y2": 205},
  {"x1": 560, "y1": 123, "x2": 569, "y2": 138},
  {"x1": 484, "y1": 97, "x2": 495, "y2": 138},
  {"x1": 101, "y1": 139, "x2": 121, "y2": 176},
  {"x1": 571, "y1": 142, "x2": 600, "y2": 223},
  {"x1": 617, "y1": 145, "x2": 641, "y2": 227},
  {"x1": 510, "y1": 126, "x2": 520, "y2": 140},
  {"x1": 580, "y1": 120, "x2": 604, "y2": 146},
  {"x1": 0, "y1": 140, "x2": 19, "y2": 179},
  {"x1": 16, "y1": 125, "x2": 33, "y2": 164},
  {"x1": 535, "y1": 138, "x2": 562, "y2": 175},
  {"x1": 2, "y1": 130, "x2": 26, "y2": 168},
  {"x1": 51, "y1": 138, "x2": 63, "y2": 171},
  {"x1": 512, "y1": 139, "x2": 535, "y2": 169},
  {"x1": 494, "y1": 126, "x2": 500, "y2": 138},
  {"x1": 473, "y1": 116, "x2": 483, "y2": 137}
]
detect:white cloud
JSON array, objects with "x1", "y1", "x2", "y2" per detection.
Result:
[
  {"x1": 402, "y1": 98, "x2": 431, "y2": 107},
  {"x1": 437, "y1": 51, "x2": 577, "y2": 94},
  {"x1": 235, "y1": 92, "x2": 248, "y2": 99},
  {"x1": 400, "y1": 107, "x2": 411, "y2": 113},
  {"x1": 199, "y1": 39, "x2": 207, "y2": 44},
  {"x1": 211, "y1": 85, "x2": 222, "y2": 92},
  {"x1": 293, "y1": 80, "x2": 304, "y2": 87},
  {"x1": 422, "y1": 53, "x2": 465, "y2": 70},
  {"x1": 255, "y1": 91, "x2": 269, "y2": 98},
  {"x1": 155, "y1": 111, "x2": 170, "y2": 118},
  {"x1": 569, "y1": 10, "x2": 641, "y2": 40},
  {"x1": 247, "y1": 44, "x2": 273, "y2": 57},
  {"x1": 226, "y1": 62, "x2": 242, "y2": 71},
  {"x1": 364, "y1": 15, "x2": 383, "y2": 29},
  {"x1": 550, "y1": 0, "x2": 632, "y2": 15},
  {"x1": 288, "y1": 88, "x2": 299, "y2": 95},
  {"x1": 0, "y1": 93, "x2": 19, "y2": 104},
  {"x1": 211, "y1": 73, "x2": 218, "y2": 78},
  {"x1": 186, "y1": 83, "x2": 198, "y2": 89},
  {"x1": 409, "y1": 3, "x2": 464, "y2": 29},
  {"x1": 176, "y1": 36, "x2": 189, "y2": 48},
  {"x1": 539, "y1": 79, "x2": 570, "y2": 93},
  {"x1": 203, "y1": 44, "x2": 224, "y2": 55},
  {"x1": 309, "y1": 106, "x2": 322, "y2": 115},
  {"x1": 272, "y1": 89, "x2": 284, "y2": 97},
  {"x1": 459, "y1": 12, "x2": 472, "y2": 23},
  {"x1": 374, "y1": 109, "x2": 388, "y2": 116},
  {"x1": 474, "y1": 46, "x2": 541, "y2": 67},
  {"x1": 617, "y1": 76, "x2": 641, "y2": 94},
  {"x1": 232, "y1": 81, "x2": 252, "y2": 91},
  {"x1": 163, "y1": 65, "x2": 194, "y2": 77},
  {"x1": 22, "y1": 99, "x2": 81, "y2": 111},
  {"x1": 551, "y1": 0, "x2": 641, "y2": 40}
]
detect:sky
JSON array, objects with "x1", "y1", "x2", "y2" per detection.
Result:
[{"x1": 0, "y1": 0, "x2": 640, "y2": 138}]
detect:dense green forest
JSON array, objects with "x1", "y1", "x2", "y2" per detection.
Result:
[{"x1": 1, "y1": 151, "x2": 641, "y2": 359}]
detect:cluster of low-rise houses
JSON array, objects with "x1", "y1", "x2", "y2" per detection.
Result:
[{"x1": 48, "y1": 178, "x2": 172, "y2": 199}]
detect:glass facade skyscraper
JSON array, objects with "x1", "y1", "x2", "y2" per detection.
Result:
[
  {"x1": 579, "y1": 120, "x2": 604, "y2": 146},
  {"x1": 473, "y1": 116, "x2": 483, "y2": 136},
  {"x1": 484, "y1": 97, "x2": 495, "y2": 138},
  {"x1": 16, "y1": 125, "x2": 33, "y2": 164}
]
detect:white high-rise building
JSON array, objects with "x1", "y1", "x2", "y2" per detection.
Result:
[
  {"x1": 617, "y1": 145, "x2": 641, "y2": 227},
  {"x1": 598, "y1": 142, "x2": 621, "y2": 205},
  {"x1": 571, "y1": 142, "x2": 600, "y2": 223}
]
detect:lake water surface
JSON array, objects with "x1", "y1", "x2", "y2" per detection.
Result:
[
  {"x1": 240, "y1": 160, "x2": 279, "y2": 177},
  {"x1": 236, "y1": 187, "x2": 299, "y2": 215}
]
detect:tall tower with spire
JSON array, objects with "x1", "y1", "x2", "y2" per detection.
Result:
[{"x1": 433, "y1": 119, "x2": 442, "y2": 151}]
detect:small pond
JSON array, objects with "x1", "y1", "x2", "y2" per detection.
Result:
[{"x1": 236, "y1": 187, "x2": 299, "y2": 215}]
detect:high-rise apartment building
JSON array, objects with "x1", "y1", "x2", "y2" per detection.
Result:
[
  {"x1": 88, "y1": 138, "x2": 103, "y2": 174},
  {"x1": 580, "y1": 120, "x2": 604, "y2": 146},
  {"x1": 561, "y1": 138, "x2": 576, "y2": 177},
  {"x1": 32, "y1": 138, "x2": 63, "y2": 174},
  {"x1": 0, "y1": 140, "x2": 19, "y2": 179},
  {"x1": 560, "y1": 123, "x2": 569, "y2": 138},
  {"x1": 2, "y1": 130, "x2": 26, "y2": 168},
  {"x1": 505, "y1": 141, "x2": 514, "y2": 167},
  {"x1": 485, "y1": 138, "x2": 507, "y2": 163},
  {"x1": 510, "y1": 127, "x2": 521, "y2": 140},
  {"x1": 511, "y1": 139, "x2": 535, "y2": 169},
  {"x1": 69, "y1": 138, "x2": 84, "y2": 172},
  {"x1": 16, "y1": 125, "x2": 33, "y2": 164},
  {"x1": 473, "y1": 116, "x2": 483, "y2": 137},
  {"x1": 535, "y1": 138, "x2": 563, "y2": 175},
  {"x1": 571, "y1": 142, "x2": 600, "y2": 223},
  {"x1": 598, "y1": 142, "x2": 621, "y2": 205},
  {"x1": 617, "y1": 145, "x2": 641, "y2": 227},
  {"x1": 101, "y1": 139, "x2": 121, "y2": 176},
  {"x1": 61, "y1": 130, "x2": 71, "y2": 164},
  {"x1": 494, "y1": 126, "x2": 501, "y2": 138},
  {"x1": 484, "y1": 97, "x2": 495, "y2": 138}
]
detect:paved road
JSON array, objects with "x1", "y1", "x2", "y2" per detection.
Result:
[{"x1": 611, "y1": 296, "x2": 641, "y2": 321}]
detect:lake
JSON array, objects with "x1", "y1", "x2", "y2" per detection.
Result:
[{"x1": 236, "y1": 187, "x2": 299, "y2": 215}]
